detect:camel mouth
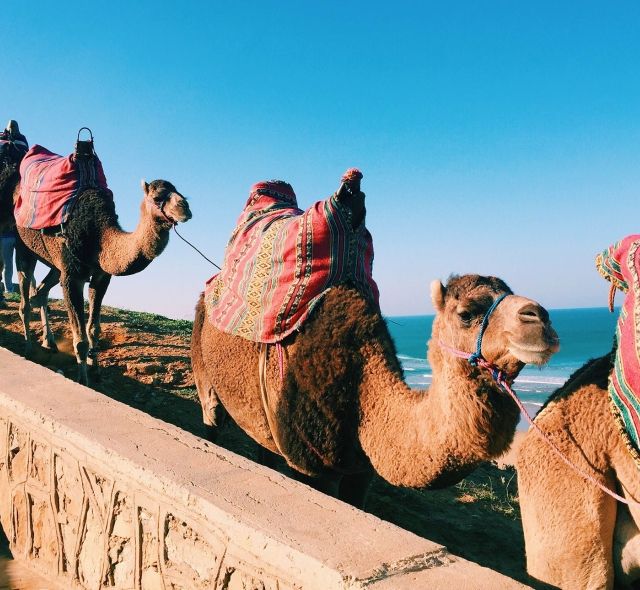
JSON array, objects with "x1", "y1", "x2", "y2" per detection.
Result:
[
  {"x1": 509, "y1": 330, "x2": 560, "y2": 366},
  {"x1": 175, "y1": 209, "x2": 192, "y2": 223},
  {"x1": 507, "y1": 339, "x2": 559, "y2": 366}
]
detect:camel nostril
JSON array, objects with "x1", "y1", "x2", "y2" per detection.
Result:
[{"x1": 518, "y1": 304, "x2": 548, "y2": 324}]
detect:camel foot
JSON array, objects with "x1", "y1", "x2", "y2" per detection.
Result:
[
  {"x1": 87, "y1": 347, "x2": 100, "y2": 365},
  {"x1": 24, "y1": 340, "x2": 33, "y2": 359},
  {"x1": 41, "y1": 338, "x2": 58, "y2": 353},
  {"x1": 77, "y1": 364, "x2": 89, "y2": 386}
]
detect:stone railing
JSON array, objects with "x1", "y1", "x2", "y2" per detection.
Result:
[{"x1": 0, "y1": 347, "x2": 529, "y2": 589}]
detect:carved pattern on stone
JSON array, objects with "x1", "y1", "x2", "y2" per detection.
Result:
[
  {"x1": 0, "y1": 416, "x2": 306, "y2": 590},
  {"x1": 103, "y1": 490, "x2": 135, "y2": 588}
]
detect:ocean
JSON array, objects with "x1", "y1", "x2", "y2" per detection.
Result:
[{"x1": 387, "y1": 307, "x2": 619, "y2": 429}]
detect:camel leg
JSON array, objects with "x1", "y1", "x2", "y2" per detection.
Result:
[
  {"x1": 87, "y1": 270, "x2": 111, "y2": 367},
  {"x1": 60, "y1": 274, "x2": 90, "y2": 385},
  {"x1": 191, "y1": 293, "x2": 226, "y2": 430},
  {"x1": 33, "y1": 267, "x2": 60, "y2": 351},
  {"x1": 202, "y1": 404, "x2": 229, "y2": 443},
  {"x1": 15, "y1": 245, "x2": 37, "y2": 358},
  {"x1": 518, "y1": 434, "x2": 617, "y2": 590},
  {"x1": 338, "y1": 469, "x2": 374, "y2": 508},
  {"x1": 30, "y1": 267, "x2": 59, "y2": 308}
]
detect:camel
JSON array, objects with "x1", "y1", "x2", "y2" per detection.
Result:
[
  {"x1": 0, "y1": 120, "x2": 25, "y2": 235},
  {"x1": 15, "y1": 178, "x2": 192, "y2": 384},
  {"x1": 515, "y1": 353, "x2": 640, "y2": 590},
  {"x1": 518, "y1": 238, "x2": 640, "y2": 590},
  {"x1": 192, "y1": 273, "x2": 559, "y2": 504}
]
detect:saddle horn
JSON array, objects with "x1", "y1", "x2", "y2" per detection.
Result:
[{"x1": 75, "y1": 127, "x2": 96, "y2": 159}]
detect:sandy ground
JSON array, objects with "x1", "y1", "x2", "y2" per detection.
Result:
[{"x1": 0, "y1": 296, "x2": 547, "y2": 588}]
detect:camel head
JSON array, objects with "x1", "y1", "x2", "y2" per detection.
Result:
[
  {"x1": 430, "y1": 274, "x2": 559, "y2": 378},
  {"x1": 142, "y1": 179, "x2": 192, "y2": 225}
]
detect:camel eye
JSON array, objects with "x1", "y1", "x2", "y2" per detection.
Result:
[{"x1": 457, "y1": 310, "x2": 474, "y2": 325}]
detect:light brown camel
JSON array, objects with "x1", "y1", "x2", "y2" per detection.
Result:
[
  {"x1": 192, "y1": 274, "x2": 559, "y2": 505},
  {"x1": 517, "y1": 352, "x2": 640, "y2": 589},
  {"x1": 15, "y1": 179, "x2": 192, "y2": 384}
]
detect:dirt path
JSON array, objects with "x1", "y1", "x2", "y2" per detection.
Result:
[{"x1": 0, "y1": 296, "x2": 543, "y2": 588}]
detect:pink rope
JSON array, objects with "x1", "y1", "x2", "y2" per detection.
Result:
[{"x1": 438, "y1": 339, "x2": 640, "y2": 508}]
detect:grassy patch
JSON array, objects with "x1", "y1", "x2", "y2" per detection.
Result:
[
  {"x1": 102, "y1": 306, "x2": 193, "y2": 338},
  {"x1": 455, "y1": 466, "x2": 519, "y2": 518}
]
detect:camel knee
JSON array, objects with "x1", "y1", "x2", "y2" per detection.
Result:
[{"x1": 201, "y1": 393, "x2": 225, "y2": 428}]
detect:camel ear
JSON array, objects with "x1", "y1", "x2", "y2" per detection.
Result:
[
  {"x1": 430, "y1": 280, "x2": 446, "y2": 312},
  {"x1": 141, "y1": 179, "x2": 149, "y2": 195}
]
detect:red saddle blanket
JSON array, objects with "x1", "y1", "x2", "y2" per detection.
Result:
[
  {"x1": 15, "y1": 145, "x2": 111, "y2": 230},
  {"x1": 597, "y1": 235, "x2": 640, "y2": 466},
  {"x1": 205, "y1": 178, "x2": 379, "y2": 343}
]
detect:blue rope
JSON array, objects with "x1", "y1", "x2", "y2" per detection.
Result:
[{"x1": 467, "y1": 292, "x2": 509, "y2": 366}]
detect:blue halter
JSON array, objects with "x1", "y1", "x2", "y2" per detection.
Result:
[{"x1": 467, "y1": 292, "x2": 509, "y2": 367}]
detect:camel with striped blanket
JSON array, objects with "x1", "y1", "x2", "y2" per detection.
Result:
[
  {"x1": 193, "y1": 244, "x2": 558, "y2": 503},
  {"x1": 16, "y1": 178, "x2": 192, "y2": 385},
  {"x1": 518, "y1": 236, "x2": 640, "y2": 590}
]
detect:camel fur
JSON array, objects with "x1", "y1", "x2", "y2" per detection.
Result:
[
  {"x1": 517, "y1": 351, "x2": 640, "y2": 590},
  {"x1": 192, "y1": 274, "x2": 559, "y2": 505},
  {"x1": 15, "y1": 179, "x2": 192, "y2": 384}
]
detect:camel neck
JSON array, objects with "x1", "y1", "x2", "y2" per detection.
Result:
[
  {"x1": 357, "y1": 338, "x2": 520, "y2": 489},
  {"x1": 97, "y1": 200, "x2": 172, "y2": 276}
]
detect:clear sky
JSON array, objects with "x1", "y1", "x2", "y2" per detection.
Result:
[{"x1": 4, "y1": 2, "x2": 640, "y2": 318}]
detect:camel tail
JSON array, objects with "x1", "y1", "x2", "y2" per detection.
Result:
[
  {"x1": 191, "y1": 292, "x2": 206, "y2": 373},
  {"x1": 191, "y1": 292, "x2": 221, "y2": 430}
]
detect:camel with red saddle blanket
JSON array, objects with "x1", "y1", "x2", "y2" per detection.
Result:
[
  {"x1": 192, "y1": 171, "x2": 559, "y2": 504},
  {"x1": 518, "y1": 235, "x2": 640, "y2": 590},
  {"x1": 10, "y1": 131, "x2": 192, "y2": 385}
]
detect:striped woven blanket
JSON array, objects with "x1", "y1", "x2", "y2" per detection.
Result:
[
  {"x1": 597, "y1": 234, "x2": 640, "y2": 466},
  {"x1": 205, "y1": 176, "x2": 379, "y2": 343},
  {"x1": 15, "y1": 145, "x2": 111, "y2": 230}
]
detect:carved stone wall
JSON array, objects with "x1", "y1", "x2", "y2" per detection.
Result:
[
  {"x1": 0, "y1": 348, "x2": 529, "y2": 589},
  {"x1": 0, "y1": 415, "x2": 300, "y2": 590}
]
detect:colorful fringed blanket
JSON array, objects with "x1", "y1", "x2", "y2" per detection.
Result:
[
  {"x1": 15, "y1": 145, "x2": 111, "y2": 230},
  {"x1": 596, "y1": 234, "x2": 640, "y2": 466},
  {"x1": 205, "y1": 176, "x2": 379, "y2": 343}
]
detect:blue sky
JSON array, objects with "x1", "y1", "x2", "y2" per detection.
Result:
[{"x1": 4, "y1": 2, "x2": 640, "y2": 318}]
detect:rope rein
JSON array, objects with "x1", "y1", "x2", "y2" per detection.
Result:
[
  {"x1": 439, "y1": 294, "x2": 640, "y2": 508},
  {"x1": 155, "y1": 199, "x2": 221, "y2": 270},
  {"x1": 171, "y1": 225, "x2": 221, "y2": 270}
]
